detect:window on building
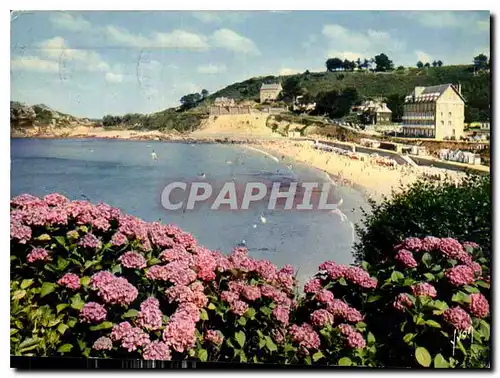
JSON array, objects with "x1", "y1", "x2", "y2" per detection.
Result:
[
  {"x1": 440, "y1": 112, "x2": 443, "y2": 117},
  {"x1": 448, "y1": 112, "x2": 452, "y2": 117},
  {"x1": 448, "y1": 121, "x2": 451, "y2": 126},
  {"x1": 441, "y1": 121, "x2": 444, "y2": 126}
]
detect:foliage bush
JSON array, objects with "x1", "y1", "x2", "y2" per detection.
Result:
[
  {"x1": 10, "y1": 194, "x2": 491, "y2": 367},
  {"x1": 354, "y1": 174, "x2": 491, "y2": 266}
]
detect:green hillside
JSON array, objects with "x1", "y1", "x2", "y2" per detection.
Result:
[{"x1": 207, "y1": 65, "x2": 490, "y2": 123}]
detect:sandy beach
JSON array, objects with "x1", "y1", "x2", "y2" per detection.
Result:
[{"x1": 249, "y1": 140, "x2": 467, "y2": 203}]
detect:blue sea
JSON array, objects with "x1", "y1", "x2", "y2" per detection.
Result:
[{"x1": 11, "y1": 138, "x2": 369, "y2": 284}]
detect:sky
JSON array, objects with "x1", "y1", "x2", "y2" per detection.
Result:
[{"x1": 10, "y1": 10, "x2": 490, "y2": 118}]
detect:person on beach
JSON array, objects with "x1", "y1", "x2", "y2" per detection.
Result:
[{"x1": 151, "y1": 150, "x2": 158, "y2": 160}]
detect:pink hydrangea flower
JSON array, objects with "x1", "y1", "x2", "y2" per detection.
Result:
[
  {"x1": 420, "y1": 236, "x2": 441, "y2": 252},
  {"x1": 163, "y1": 317, "x2": 197, "y2": 353},
  {"x1": 319, "y1": 261, "x2": 347, "y2": 280},
  {"x1": 310, "y1": 309, "x2": 334, "y2": 327},
  {"x1": 221, "y1": 290, "x2": 239, "y2": 304},
  {"x1": 468, "y1": 293, "x2": 489, "y2": 318},
  {"x1": 254, "y1": 259, "x2": 278, "y2": 281},
  {"x1": 111, "y1": 232, "x2": 128, "y2": 246},
  {"x1": 79, "y1": 233, "x2": 102, "y2": 249},
  {"x1": 272, "y1": 305, "x2": 290, "y2": 325},
  {"x1": 190, "y1": 281, "x2": 204, "y2": 293},
  {"x1": 92, "y1": 217, "x2": 111, "y2": 232},
  {"x1": 304, "y1": 278, "x2": 323, "y2": 294},
  {"x1": 240, "y1": 285, "x2": 261, "y2": 301},
  {"x1": 142, "y1": 341, "x2": 171, "y2": 360},
  {"x1": 230, "y1": 300, "x2": 249, "y2": 316},
  {"x1": 118, "y1": 251, "x2": 147, "y2": 269},
  {"x1": 468, "y1": 261, "x2": 482, "y2": 276},
  {"x1": 137, "y1": 298, "x2": 163, "y2": 331},
  {"x1": 146, "y1": 262, "x2": 197, "y2": 286},
  {"x1": 445, "y1": 265, "x2": 476, "y2": 286},
  {"x1": 10, "y1": 220, "x2": 32, "y2": 244},
  {"x1": 338, "y1": 323, "x2": 366, "y2": 349},
  {"x1": 393, "y1": 293, "x2": 413, "y2": 312},
  {"x1": 166, "y1": 285, "x2": 194, "y2": 304},
  {"x1": 411, "y1": 283, "x2": 437, "y2": 298},
  {"x1": 80, "y1": 302, "x2": 107, "y2": 323},
  {"x1": 400, "y1": 237, "x2": 422, "y2": 252},
  {"x1": 159, "y1": 246, "x2": 194, "y2": 265},
  {"x1": 96, "y1": 276, "x2": 138, "y2": 306},
  {"x1": 92, "y1": 336, "x2": 113, "y2": 351},
  {"x1": 44, "y1": 193, "x2": 69, "y2": 207},
  {"x1": 111, "y1": 321, "x2": 133, "y2": 342},
  {"x1": 204, "y1": 330, "x2": 224, "y2": 345},
  {"x1": 212, "y1": 251, "x2": 232, "y2": 273},
  {"x1": 395, "y1": 249, "x2": 417, "y2": 268},
  {"x1": 229, "y1": 247, "x2": 256, "y2": 271},
  {"x1": 174, "y1": 302, "x2": 201, "y2": 323},
  {"x1": 272, "y1": 328, "x2": 286, "y2": 345},
  {"x1": 57, "y1": 273, "x2": 81, "y2": 290},
  {"x1": 439, "y1": 238, "x2": 465, "y2": 259},
  {"x1": 148, "y1": 222, "x2": 175, "y2": 248},
  {"x1": 90, "y1": 271, "x2": 115, "y2": 290},
  {"x1": 121, "y1": 327, "x2": 151, "y2": 352},
  {"x1": 316, "y1": 289, "x2": 334, "y2": 305},
  {"x1": 289, "y1": 323, "x2": 321, "y2": 354},
  {"x1": 463, "y1": 241, "x2": 480, "y2": 249},
  {"x1": 344, "y1": 266, "x2": 377, "y2": 288},
  {"x1": 26, "y1": 247, "x2": 50, "y2": 263},
  {"x1": 443, "y1": 306, "x2": 472, "y2": 331},
  {"x1": 327, "y1": 299, "x2": 363, "y2": 323}
]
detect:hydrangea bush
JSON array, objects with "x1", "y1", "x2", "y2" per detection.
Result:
[{"x1": 10, "y1": 194, "x2": 491, "y2": 368}]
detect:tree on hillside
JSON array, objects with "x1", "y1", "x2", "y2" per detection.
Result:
[
  {"x1": 373, "y1": 53, "x2": 394, "y2": 72},
  {"x1": 424, "y1": 62, "x2": 430, "y2": 68},
  {"x1": 313, "y1": 88, "x2": 359, "y2": 119},
  {"x1": 356, "y1": 58, "x2": 362, "y2": 70},
  {"x1": 201, "y1": 89, "x2": 209, "y2": 99},
  {"x1": 396, "y1": 65, "x2": 405, "y2": 71},
  {"x1": 416, "y1": 61, "x2": 424, "y2": 68},
  {"x1": 437, "y1": 60, "x2": 443, "y2": 67},
  {"x1": 473, "y1": 54, "x2": 489, "y2": 71},
  {"x1": 326, "y1": 57, "x2": 344, "y2": 72},
  {"x1": 281, "y1": 76, "x2": 304, "y2": 103},
  {"x1": 180, "y1": 93, "x2": 202, "y2": 110},
  {"x1": 385, "y1": 93, "x2": 405, "y2": 122},
  {"x1": 432, "y1": 61, "x2": 438, "y2": 67},
  {"x1": 343, "y1": 59, "x2": 356, "y2": 71}
]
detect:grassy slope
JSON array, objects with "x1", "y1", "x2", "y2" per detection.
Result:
[{"x1": 207, "y1": 65, "x2": 490, "y2": 122}]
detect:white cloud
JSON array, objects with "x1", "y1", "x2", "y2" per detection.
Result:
[
  {"x1": 105, "y1": 26, "x2": 209, "y2": 50},
  {"x1": 279, "y1": 68, "x2": 300, "y2": 76},
  {"x1": 196, "y1": 64, "x2": 227, "y2": 74},
  {"x1": 11, "y1": 56, "x2": 59, "y2": 73},
  {"x1": 50, "y1": 12, "x2": 92, "y2": 32},
  {"x1": 105, "y1": 72, "x2": 123, "y2": 83},
  {"x1": 322, "y1": 24, "x2": 404, "y2": 60},
  {"x1": 415, "y1": 50, "x2": 432, "y2": 64},
  {"x1": 211, "y1": 28, "x2": 260, "y2": 55},
  {"x1": 191, "y1": 11, "x2": 249, "y2": 24},
  {"x1": 405, "y1": 11, "x2": 490, "y2": 33}
]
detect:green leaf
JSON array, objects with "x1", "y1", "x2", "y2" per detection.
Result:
[
  {"x1": 70, "y1": 294, "x2": 85, "y2": 310},
  {"x1": 421, "y1": 253, "x2": 432, "y2": 267},
  {"x1": 56, "y1": 256, "x2": 70, "y2": 271},
  {"x1": 463, "y1": 285, "x2": 480, "y2": 294},
  {"x1": 122, "y1": 309, "x2": 138, "y2": 318},
  {"x1": 367, "y1": 332, "x2": 376, "y2": 344},
  {"x1": 476, "y1": 280, "x2": 490, "y2": 288},
  {"x1": 40, "y1": 282, "x2": 56, "y2": 298},
  {"x1": 260, "y1": 306, "x2": 272, "y2": 316},
  {"x1": 361, "y1": 261, "x2": 370, "y2": 271},
  {"x1": 367, "y1": 295, "x2": 381, "y2": 303},
  {"x1": 426, "y1": 320, "x2": 441, "y2": 328},
  {"x1": 403, "y1": 333, "x2": 416, "y2": 344},
  {"x1": 391, "y1": 271, "x2": 404, "y2": 283},
  {"x1": 415, "y1": 346, "x2": 432, "y2": 367},
  {"x1": 312, "y1": 351, "x2": 324, "y2": 362},
  {"x1": 258, "y1": 338, "x2": 266, "y2": 348},
  {"x1": 19, "y1": 337, "x2": 39, "y2": 350},
  {"x1": 265, "y1": 337, "x2": 277, "y2": 352},
  {"x1": 56, "y1": 304, "x2": 69, "y2": 313},
  {"x1": 54, "y1": 236, "x2": 68, "y2": 251},
  {"x1": 20, "y1": 279, "x2": 34, "y2": 289},
  {"x1": 80, "y1": 276, "x2": 91, "y2": 287},
  {"x1": 304, "y1": 355, "x2": 312, "y2": 365},
  {"x1": 12, "y1": 290, "x2": 26, "y2": 301},
  {"x1": 198, "y1": 349, "x2": 208, "y2": 362},
  {"x1": 434, "y1": 353, "x2": 449, "y2": 368},
  {"x1": 200, "y1": 308, "x2": 209, "y2": 321},
  {"x1": 57, "y1": 323, "x2": 69, "y2": 335},
  {"x1": 451, "y1": 291, "x2": 470, "y2": 304},
  {"x1": 148, "y1": 258, "x2": 161, "y2": 266},
  {"x1": 338, "y1": 357, "x2": 352, "y2": 366},
  {"x1": 235, "y1": 331, "x2": 246, "y2": 348},
  {"x1": 478, "y1": 320, "x2": 490, "y2": 340},
  {"x1": 57, "y1": 344, "x2": 73, "y2": 353},
  {"x1": 423, "y1": 273, "x2": 435, "y2": 281},
  {"x1": 245, "y1": 307, "x2": 256, "y2": 319},
  {"x1": 239, "y1": 350, "x2": 247, "y2": 363},
  {"x1": 82, "y1": 348, "x2": 91, "y2": 358},
  {"x1": 111, "y1": 264, "x2": 122, "y2": 274},
  {"x1": 237, "y1": 317, "x2": 247, "y2": 326},
  {"x1": 338, "y1": 277, "x2": 348, "y2": 286},
  {"x1": 89, "y1": 321, "x2": 114, "y2": 331},
  {"x1": 207, "y1": 302, "x2": 216, "y2": 310},
  {"x1": 67, "y1": 317, "x2": 77, "y2": 328}
]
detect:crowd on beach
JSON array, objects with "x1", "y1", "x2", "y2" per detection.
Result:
[{"x1": 253, "y1": 140, "x2": 468, "y2": 202}]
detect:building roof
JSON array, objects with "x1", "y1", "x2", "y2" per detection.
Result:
[
  {"x1": 405, "y1": 84, "x2": 466, "y2": 103},
  {"x1": 261, "y1": 83, "x2": 281, "y2": 91}
]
